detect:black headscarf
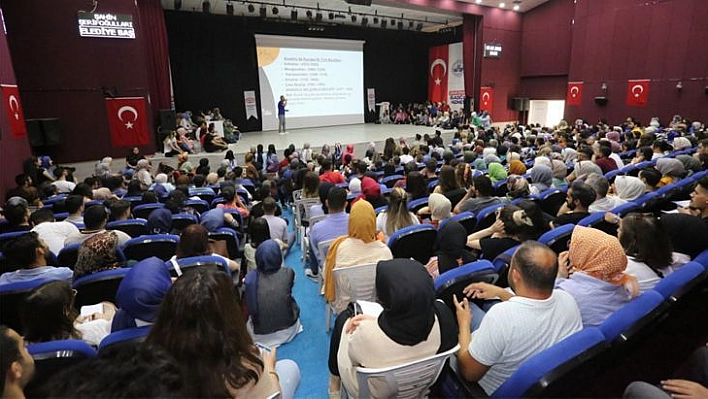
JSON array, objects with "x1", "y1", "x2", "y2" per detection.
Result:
[
  {"x1": 376, "y1": 259, "x2": 436, "y2": 346},
  {"x1": 435, "y1": 220, "x2": 476, "y2": 274}
]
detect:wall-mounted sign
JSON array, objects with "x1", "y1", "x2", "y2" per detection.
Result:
[
  {"x1": 484, "y1": 43, "x2": 502, "y2": 58},
  {"x1": 78, "y1": 12, "x2": 135, "y2": 39}
]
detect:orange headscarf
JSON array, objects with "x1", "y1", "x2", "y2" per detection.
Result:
[
  {"x1": 568, "y1": 225, "x2": 638, "y2": 297},
  {"x1": 508, "y1": 160, "x2": 527, "y2": 176},
  {"x1": 323, "y1": 199, "x2": 377, "y2": 301}
]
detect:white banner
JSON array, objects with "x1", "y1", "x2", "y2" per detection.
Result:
[
  {"x1": 367, "y1": 88, "x2": 376, "y2": 112},
  {"x1": 244, "y1": 90, "x2": 257, "y2": 119},
  {"x1": 447, "y1": 42, "x2": 465, "y2": 110}
]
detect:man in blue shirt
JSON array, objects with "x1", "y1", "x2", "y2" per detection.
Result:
[
  {"x1": 278, "y1": 95, "x2": 287, "y2": 135},
  {"x1": 0, "y1": 232, "x2": 72, "y2": 284},
  {"x1": 306, "y1": 187, "x2": 349, "y2": 281}
]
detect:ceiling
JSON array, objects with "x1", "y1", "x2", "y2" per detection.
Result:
[{"x1": 162, "y1": 0, "x2": 551, "y2": 31}]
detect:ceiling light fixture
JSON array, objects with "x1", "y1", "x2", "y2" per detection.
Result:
[
  {"x1": 499, "y1": 2, "x2": 506, "y2": 7},
  {"x1": 226, "y1": 1, "x2": 234, "y2": 15},
  {"x1": 291, "y1": 9, "x2": 298, "y2": 20},
  {"x1": 202, "y1": 0, "x2": 210, "y2": 13}
]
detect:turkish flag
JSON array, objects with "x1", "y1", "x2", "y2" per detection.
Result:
[
  {"x1": 566, "y1": 82, "x2": 583, "y2": 106},
  {"x1": 1, "y1": 84, "x2": 27, "y2": 139},
  {"x1": 428, "y1": 45, "x2": 449, "y2": 103},
  {"x1": 105, "y1": 97, "x2": 150, "y2": 147},
  {"x1": 626, "y1": 79, "x2": 650, "y2": 106},
  {"x1": 480, "y1": 87, "x2": 494, "y2": 114}
]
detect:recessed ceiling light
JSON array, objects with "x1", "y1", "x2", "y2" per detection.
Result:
[
  {"x1": 499, "y1": 2, "x2": 506, "y2": 8},
  {"x1": 476, "y1": 0, "x2": 482, "y2": 3},
  {"x1": 513, "y1": 4, "x2": 520, "y2": 10}
]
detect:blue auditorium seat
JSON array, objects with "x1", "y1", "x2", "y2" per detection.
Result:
[
  {"x1": 166, "y1": 255, "x2": 231, "y2": 277},
  {"x1": 0, "y1": 278, "x2": 58, "y2": 333},
  {"x1": 598, "y1": 291, "x2": 665, "y2": 344},
  {"x1": 434, "y1": 260, "x2": 498, "y2": 311},
  {"x1": 72, "y1": 268, "x2": 131, "y2": 309},
  {"x1": 474, "y1": 203, "x2": 505, "y2": 232},
  {"x1": 122, "y1": 234, "x2": 179, "y2": 262},
  {"x1": 407, "y1": 197, "x2": 429, "y2": 214},
  {"x1": 538, "y1": 224, "x2": 574, "y2": 254},
  {"x1": 208, "y1": 227, "x2": 241, "y2": 260},
  {"x1": 132, "y1": 203, "x2": 165, "y2": 220},
  {"x1": 652, "y1": 262, "x2": 706, "y2": 302},
  {"x1": 107, "y1": 218, "x2": 148, "y2": 238},
  {"x1": 98, "y1": 325, "x2": 151, "y2": 354},
  {"x1": 171, "y1": 213, "x2": 198, "y2": 231},
  {"x1": 25, "y1": 340, "x2": 97, "y2": 397},
  {"x1": 387, "y1": 224, "x2": 437, "y2": 264},
  {"x1": 56, "y1": 243, "x2": 82, "y2": 269},
  {"x1": 439, "y1": 211, "x2": 478, "y2": 235}
]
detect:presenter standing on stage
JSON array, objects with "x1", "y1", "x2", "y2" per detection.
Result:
[{"x1": 278, "y1": 95, "x2": 288, "y2": 135}]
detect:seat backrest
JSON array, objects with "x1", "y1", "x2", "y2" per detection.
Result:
[
  {"x1": 652, "y1": 262, "x2": 706, "y2": 301},
  {"x1": 354, "y1": 344, "x2": 460, "y2": 399},
  {"x1": 25, "y1": 339, "x2": 97, "y2": 397},
  {"x1": 407, "y1": 197, "x2": 429, "y2": 214},
  {"x1": 538, "y1": 224, "x2": 574, "y2": 254},
  {"x1": 434, "y1": 260, "x2": 498, "y2": 312},
  {"x1": 610, "y1": 201, "x2": 639, "y2": 217},
  {"x1": 537, "y1": 189, "x2": 567, "y2": 216},
  {"x1": 317, "y1": 238, "x2": 337, "y2": 267},
  {"x1": 491, "y1": 328, "x2": 608, "y2": 398},
  {"x1": 387, "y1": 224, "x2": 437, "y2": 264},
  {"x1": 333, "y1": 263, "x2": 378, "y2": 303},
  {"x1": 98, "y1": 325, "x2": 151, "y2": 355},
  {"x1": 598, "y1": 290, "x2": 666, "y2": 344},
  {"x1": 209, "y1": 227, "x2": 241, "y2": 259},
  {"x1": 693, "y1": 249, "x2": 708, "y2": 270},
  {"x1": 170, "y1": 213, "x2": 199, "y2": 231},
  {"x1": 448, "y1": 212, "x2": 478, "y2": 235},
  {"x1": 184, "y1": 199, "x2": 210, "y2": 214},
  {"x1": 492, "y1": 244, "x2": 519, "y2": 275},
  {"x1": 0, "y1": 231, "x2": 30, "y2": 249},
  {"x1": 309, "y1": 214, "x2": 327, "y2": 230},
  {"x1": 295, "y1": 198, "x2": 321, "y2": 227},
  {"x1": 474, "y1": 203, "x2": 505, "y2": 232},
  {"x1": 72, "y1": 268, "x2": 131, "y2": 309},
  {"x1": 0, "y1": 278, "x2": 58, "y2": 334},
  {"x1": 167, "y1": 255, "x2": 231, "y2": 277},
  {"x1": 382, "y1": 174, "x2": 404, "y2": 188},
  {"x1": 107, "y1": 218, "x2": 148, "y2": 238},
  {"x1": 132, "y1": 203, "x2": 165, "y2": 220},
  {"x1": 56, "y1": 243, "x2": 82, "y2": 269},
  {"x1": 123, "y1": 234, "x2": 180, "y2": 262}
]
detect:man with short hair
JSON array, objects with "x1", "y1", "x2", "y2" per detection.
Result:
[
  {"x1": 593, "y1": 144, "x2": 618, "y2": 175},
  {"x1": 30, "y1": 208, "x2": 80, "y2": 255},
  {"x1": 51, "y1": 167, "x2": 76, "y2": 194},
  {"x1": 63, "y1": 194, "x2": 85, "y2": 225},
  {"x1": 306, "y1": 187, "x2": 349, "y2": 281},
  {"x1": 552, "y1": 181, "x2": 595, "y2": 227},
  {"x1": 453, "y1": 241, "x2": 582, "y2": 394},
  {"x1": 678, "y1": 176, "x2": 708, "y2": 220},
  {"x1": 107, "y1": 199, "x2": 131, "y2": 221},
  {"x1": 586, "y1": 173, "x2": 625, "y2": 213},
  {"x1": 1, "y1": 325, "x2": 35, "y2": 399},
  {"x1": 638, "y1": 167, "x2": 661, "y2": 192},
  {"x1": 5, "y1": 174, "x2": 41, "y2": 207},
  {"x1": 0, "y1": 197, "x2": 32, "y2": 234},
  {"x1": 64, "y1": 205, "x2": 131, "y2": 246},
  {"x1": 261, "y1": 197, "x2": 294, "y2": 252},
  {"x1": 0, "y1": 232, "x2": 72, "y2": 284},
  {"x1": 455, "y1": 175, "x2": 502, "y2": 215}
]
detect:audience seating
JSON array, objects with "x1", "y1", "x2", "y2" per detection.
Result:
[
  {"x1": 171, "y1": 213, "x2": 199, "y2": 231},
  {"x1": 492, "y1": 180, "x2": 508, "y2": 197},
  {"x1": 577, "y1": 213, "x2": 618, "y2": 236},
  {"x1": 189, "y1": 188, "x2": 216, "y2": 204},
  {"x1": 98, "y1": 325, "x2": 151, "y2": 355},
  {"x1": 302, "y1": 214, "x2": 326, "y2": 263},
  {"x1": 440, "y1": 212, "x2": 477, "y2": 235},
  {"x1": 652, "y1": 262, "x2": 706, "y2": 302},
  {"x1": 598, "y1": 291, "x2": 666, "y2": 344},
  {"x1": 56, "y1": 243, "x2": 82, "y2": 269},
  {"x1": 25, "y1": 339, "x2": 97, "y2": 398},
  {"x1": 122, "y1": 196, "x2": 143, "y2": 210},
  {"x1": 184, "y1": 199, "x2": 210, "y2": 214},
  {"x1": 208, "y1": 227, "x2": 241, "y2": 260},
  {"x1": 374, "y1": 205, "x2": 387, "y2": 215},
  {"x1": 0, "y1": 278, "x2": 57, "y2": 334},
  {"x1": 491, "y1": 245, "x2": 519, "y2": 287},
  {"x1": 407, "y1": 197, "x2": 429, "y2": 214},
  {"x1": 132, "y1": 203, "x2": 165, "y2": 220},
  {"x1": 53, "y1": 212, "x2": 69, "y2": 221},
  {"x1": 603, "y1": 169, "x2": 623, "y2": 183},
  {"x1": 325, "y1": 262, "x2": 378, "y2": 331},
  {"x1": 609, "y1": 201, "x2": 639, "y2": 217},
  {"x1": 381, "y1": 174, "x2": 404, "y2": 188},
  {"x1": 387, "y1": 224, "x2": 437, "y2": 264},
  {"x1": 474, "y1": 203, "x2": 505, "y2": 232},
  {"x1": 210, "y1": 197, "x2": 226, "y2": 208},
  {"x1": 345, "y1": 344, "x2": 460, "y2": 399},
  {"x1": 427, "y1": 179, "x2": 439, "y2": 193},
  {"x1": 535, "y1": 188, "x2": 567, "y2": 216},
  {"x1": 72, "y1": 268, "x2": 131, "y2": 309},
  {"x1": 166, "y1": 255, "x2": 230, "y2": 277},
  {"x1": 317, "y1": 238, "x2": 337, "y2": 291},
  {"x1": 0, "y1": 231, "x2": 30, "y2": 249},
  {"x1": 538, "y1": 224, "x2": 574, "y2": 254},
  {"x1": 692, "y1": 249, "x2": 708, "y2": 269},
  {"x1": 107, "y1": 218, "x2": 148, "y2": 238},
  {"x1": 433, "y1": 260, "x2": 498, "y2": 313},
  {"x1": 122, "y1": 234, "x2": 180, "y2": 262}
]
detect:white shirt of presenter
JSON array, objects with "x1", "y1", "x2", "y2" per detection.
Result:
[{"x1": 278, "y1": 95, "x2": 288, "y2": 134}]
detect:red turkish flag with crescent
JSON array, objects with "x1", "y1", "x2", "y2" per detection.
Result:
[
  {"x1": 1, "y1": 84, "x2": 28, "y2": 139},
  {"x1": 566, "y1": 82, "x2": 583, "y2": 106},
  {"x1": 428, "y1": 45, "x2": 449, "y2": 103},
  {"x1": 626, "y1": 79, "x2": 650, "y2": 106},
  {"x1": 480, "y1": 87, "x2": 494, "y2": 113},
  {"x1": 105, "y1": 97, "x2": 150, "y2": 147}
]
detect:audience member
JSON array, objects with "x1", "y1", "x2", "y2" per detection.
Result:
[
  {"x1": 63, "y1": 194, "x2": 85, "y2": 225},
  {"x1": 466, "y1": 205, "x2": 534, "y2": 261},
  {"x1": 64, "y1": 205, "x2": 131, "y2": 246},
  {"x1": 0, "y1": 232, "x2": 72, "y2": 284},
  {"x1": 72, "y1": 231, "x2": 123, "y2": 281},
  {"x1": 376, "y1": 187, "x2": 419, "y2": 239},
  {"x1": 171, "y1": 224, "x2": 239, "y2": 274},
  {"x1": 677, "y1": 176, "x2": 708, "y2": 220},
  {"x1": 307, "y1": 187, "x2": 349, "y2": 280},
  {"x1": 455, "y1": 175, "x2": 502, "y2": 215},
  {"x1": 261, "y1": 197, "x2": 294, "y2": 252},
  {"x1": 638, "y1": 167, "x2": 662, "y2": 192},
  {"x1": 0, "y1": 325, "x2": 35, "y2": 399},
  {"x1": 319, "y1": 159, "x2": 345, "y2": 184},
  {"x1": 5, "y1": 174, "x2": 41, "y2": 207},
  {"x1": 29, "y1": 208, "x2": 80, "y2": 255},
  {"x1": 613, "y1": 175, "x2": 646, "y2": 202},
  {"x1": 0, "y1": 197, "x2": 32, "y2": 234},
  {"x1": 552, "y1": 181, "x2": 595, "y2": 227},
  {"x1": 529, "y1": 164, "x2": 553, "y2": 195},
  {"x1": 586, "y1": 173, "x2": 625, "y2": 213},
  {"x1": 111, "y1": 257, "x2": 171, "y2": 332},
  {"x1": 426, "y1": 220, "x2": 475, "y2": 279}
]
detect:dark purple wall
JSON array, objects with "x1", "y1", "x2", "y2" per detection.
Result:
[
  {"x1": 1, "y1": 0, "x2": 156, "y2": 163},
  {"x1": 0, "y1": 6, "x2": 32, "y2": 200}
]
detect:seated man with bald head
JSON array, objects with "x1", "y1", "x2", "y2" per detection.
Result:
[{"x1": 453, "y1": 241, "x2": 583, "y2": 395}]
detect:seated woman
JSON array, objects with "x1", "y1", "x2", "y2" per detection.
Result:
[
  {"x1": 324, "y1": 200, "x2": 393, "y2": 314},
  {"x1": 112, "y1": 257, "x2": 172, "y2": 331},
  {"x1": 73, "y1": 231, "x2": 124, "y2": 281},
  {"x1": 245, "y1": 240, "x2": 301, "y2": 347},
  {"x1": 169, "y1": 224, "x2": 239, "y2": 275},
  {"x1": 353, "y1": 177, "x2": 387, "y2": 209},
  {"x1": 417, "y1": 193, "x2": 452, "y2": 228},
  {"x1": 243, "y1": 218, "x2": 283, "y2": 273},
  {"x1": 613, "y1": 175, "x2": 646, "y2": 202},
  {"x1": 529, "y1": 164, "x2": 553, "y2": 196},
  {"x1": 216, "y1": 186, "x2": 249, "y2": 219},
  {"x1": 376, "y1": 187, "x2": 419, "y2": 240},
  {"x1": 433, "y1": 166, "x2": 466, "y2": 209},
  {"x1": 655, "y1": 157, "x2": 686, "y2": 187},
  {"x1": 21, "y1": 280, "x2": 115, "y2": 346},
  {"x1": 466, "y1": 205, "x2": 535, "y2": 261},
  {"x1": 328, "y1": 259, "x2": 457, "y2": 398},
  {"x1": 162, "y1": 130, "x2": 184, "y2": 157},
  {"x1": 556, "y1": 225, "x2": 638, "y2": 327},
  {"x1": 486, "y1": 162, "x2": 508, "y2": 185},
  {"x1": 146, "y1": 268, "x2": 300, "y2": 399},
  {"x1": 202, "y1": 126, "x2": 229, "y2": 153},
  {"x1": 426, "y1": 220, "x2": 476, "y2": 279}
]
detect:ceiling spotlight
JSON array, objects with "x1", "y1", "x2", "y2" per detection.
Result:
[
  {"x1": 476, "y1": 0, "x2": 482, "y2": 3},
  {"x1": 272, "y1": 7, "x2": 278, "y2": 15},
  {"x1": 373, "y1": 17, "x2": 378, "y2": 24},
  {"x1": 381, "y1": 19, "x2": 387, "y2": 28},
  {"x1": 351, "y1": 15, "x2": 357, "y2": 22},
  {"x1": 226, "y1": 2, "x2": 234, "y2": 15},
  {"x1": 499, "y1": 2, "x2": 506, "y2": 7},
  {"x1": 362, "y1": 17, "x2": 368, "y2": 26},
  {"x1": 247, "y1": 4, "x2": 254, "y2": 12},
  {"x1": 306, "y1": 10, "x2": 312, "y2": 18},
  {"x1": 329, "y1": 12, "x2": 334, "y2": 20},
  {"x1": 513, "y1": 0, "x2": 521, "y2": 10},
  {"x1": 202, "y1": 1, "x2": 210, "y2": 13},
  {"x1": 416, "y1": 22, "x2": 423, "y2": 31},
  {"x1": 174, "y1": 0, "x2": 182, "y2": 10},
  {"x1": 291, "y1": 9, "x2": 297, "y2": 20},
  {"x1": 259, "y1": 6, "x2": 266, "y2": 17},
  {"x1": 315, "y1": 12, "x2": 322, "y2": 22}
]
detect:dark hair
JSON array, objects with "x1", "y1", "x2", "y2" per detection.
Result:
[
  {"x1": 30, "y1": 208, "x2": 55, "y2": 225},
  {"x1": 619, "y1": 213, "x2": 673, "y2": 273},
  {"x1": 2, "y1": 231, "x2": 42, "y2": 268},
  {"x1": 425, "y1": 159, "x2": 437, "y2": 174},
  {"x1": 0, "y1": 325, "x2": 22, "y2": 393},
  {"x1": 697, "y1": 176, "x2": 708, "y2": 190},
  {"x1": 21, "y1": 281, "x2": 80, "y2": 343},
  {"x1": 515, "y1": 199, "x2": 550, "y2": 239},
  {"x1": 472, "y1": 175, "x2": 494, "y2": 197},
  {"x1": 193, "y1": 174, "x2": 206, "y2": 188},
  {"x1": 141, "y1": 191, "x2": 159, "y2": 204},
  {"x1": 303, "y1": 172, "x2": 320, "y2": 198},
  {"x1": 438, "y1": 165, "x2": 459, "y2": 193},
  {"x1": 569, "y1": 181, "x2": 596, "y2": 208},
  {"x1": 165, "y1": 190, "x2": 186, "y2": 214},
  {"x1": 637, "y1": 146, "x2": 653, "y2": 160},
  {"x1": 262, "y1": 197, "x2": 277, "y2": 214},
  {"x1": 176, "y1": 224, "x2": 210, "y2": 258},
  {"x1": 146, "y1": 268, "x2": 262, "y2": 397},
  {"x1": 14, "y1": 173, "x2": 28, "y2": 187},
  {"x1": 327, "y1": 187, "x2": 347, "y2": 212},
  {"x1": 65, "y1": 195, "x2": 84, "y2": 214},
  {"x1": 108, "y1": 199, "x2": 131, "y2": 221},
  {"x1": 126, "y1": 180, "x2": 143, "y2": 197},
  {"x1": 599, "y1": 145, "x2": 612, "y2": 158},
  {"x1": 40, "y1": 344, "x2": 184, "y2": 398},
  {"x1": 497, "y1": 205, "x2": 534, "y2": 237},
  {"x1": 511, "y1": 241, "x2": 558, "y2": 292},
  {"x1": 221, "y1": 186, "x2": 236, "y2": 202},
  {"x1": 72, "y1": 183, "x2": 93, "y2": 200},
  {"x1": 248, "y1": 218, "x2": 271, "y2": 249},
  {"x1": 585, "y1": 173, "x2": 609, "y2": 198},
  {"x1": 638, "y1": 167, "x2": 661, "y2": 188},
  {"x1": 83, "y1": 205, "x2": 108, "y2": 230},
  {"x1": 406, "y1": 171, "x2": 428, "y2": 200},
  {"x1": 320, "y1": 158, "x2": 332, "y2": 172}
]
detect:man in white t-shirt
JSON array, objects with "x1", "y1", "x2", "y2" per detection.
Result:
[
  {"x1": 30, "y1": 208, "x2": 80, "y2": 255},
  {"x1": 51, "y1": 167, "x2": 76, "y2": 194},
  {"x1": 453, "y1": 241, "x2": 583, "y2": 395}
]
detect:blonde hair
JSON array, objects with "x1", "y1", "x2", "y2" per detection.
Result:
[{"x1": 384, "y1": 187, "x2": 415, "y2": 236}]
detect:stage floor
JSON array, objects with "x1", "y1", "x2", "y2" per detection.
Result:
[{"x1": 70, "y1": 123, "x2": 457, "y2": 180}]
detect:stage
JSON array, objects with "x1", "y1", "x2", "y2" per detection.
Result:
[{"x1": 69, "y1": 123, "x2": 458, "y2": 180}]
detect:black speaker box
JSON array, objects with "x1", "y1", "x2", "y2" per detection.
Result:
[
  {"x1": 41, "y1": 118, "x2": 61, "y2": 146},
  {"x1": 159, "y1": 109, "x2": 176, "y2": 129},
  {"x1": 594, "y1": 96, "x2": 608, "y2": 106},
  {"x1": 509, "y1": 98, "x2": 530, "y2": 112},
  {"x1": 26, "y1": 119, "x2": 45, "y2": 147}
]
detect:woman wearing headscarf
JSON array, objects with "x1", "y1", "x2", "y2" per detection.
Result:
[
  {"x1": 655, "y1": 157, "x2": 686, "y2": 187},
  {"x1": 508, "y1": 160, "x2": 527, "y2": 176},
  {"x1": 341, "y1": 144, "x2": 355, "y2": 165},
  {"x1": 353, "y1": 176, "x2": 387, "y2": 209},
  {"x1": 417, "y1": 193, "x2": 452, "y2": 228},
  {"x1": 425, "y1": 220, "x2": 476, "y2": 279},
  {"x1": 613, "y1": 175, "x2": 646, "y2": 202},
  {"x1": 473, "y1": 158, "x2": 487, "y2": 172},
  {"x1": 556, "y1": 226, "x2": 638, "y2": 327},
  {"x1": 529, "y1": 164, "x2": 553, "y2": 195},
  {"x1": 112, "y1": 256, "x2": 172, "y2": 332},
  {"x1": 487, "y1": 162, "x2": 507, "y2": 184},
  {"x1": 568, "y1": 160, "x2": 603, "y2": 183},
  {"x1": 562, "y1": 147, "x2": 577, "y2": 164},
  {"x1": 551, "y1": 159, "x2": 568, "y2": 188},
  {"x1": 328, "y1": 259, "x2": 457, "y2": 398},
  {"x1": 483, "y1": 154, "x2": 502, "y2": 166},
  {"x1": 146, "y1": 208, "x2": 173, "y2": 235},
  {"x1": 676, "y1": 154, "x2": 703, "y2": 176},
  {"x1": 348, "y1": 178, "x2": 362, "y2": 196},
  {"x1": 245, "y1": 240, "x2": 301, "y2": 347},
  {"x1": 323, "y1": 200, "x2": 392, "y2": 314},
  {"x1": 73, "y1": 231, "x2": 123, "y2": 281},
  {"x1": 94, "y1": 157, "x2": 113, "y2": 180}
]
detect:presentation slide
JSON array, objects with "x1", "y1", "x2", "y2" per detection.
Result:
[{"x1": 255, "y1": 35, "x2": 364, "y2": 131}]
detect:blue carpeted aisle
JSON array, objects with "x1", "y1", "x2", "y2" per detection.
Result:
[{"x1": 274, "y1": 208, "x2": 331, "y2": 398}]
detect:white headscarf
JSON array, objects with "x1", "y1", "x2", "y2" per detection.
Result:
[{"x1": 614, "y1": 176, "x2": 645, "y2": 201}]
